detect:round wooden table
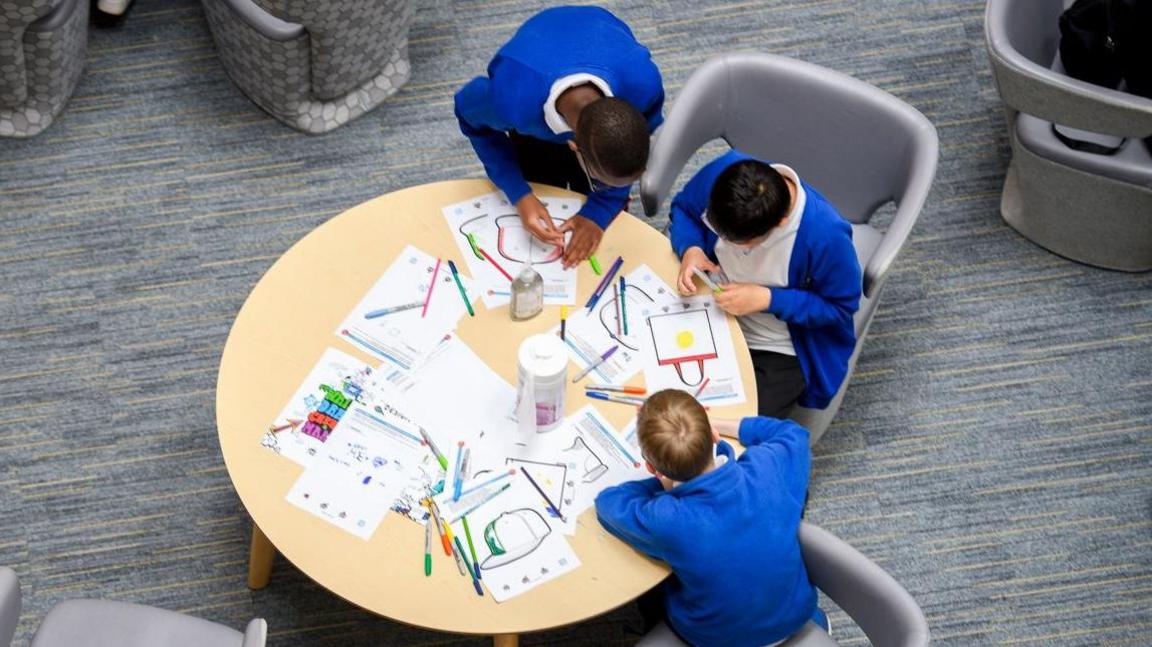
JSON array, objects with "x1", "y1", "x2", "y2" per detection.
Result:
[{"x1": 216, "y1": 180, "x2": 757, "y2": 645}]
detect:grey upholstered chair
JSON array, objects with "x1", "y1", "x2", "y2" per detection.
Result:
[
  {"x1": 641, "y1": 53, "x2": 938, "y2": 443},
  {"x1": 636, "y1": 522, "x2": 930, "y2": 647},
  {"x1": 201, "y1": 0, "x2": 413, "y2": 134},
  {"x1": 0, "y1": 567, "x2": 267, "y2": 647},
  {"x1": 0, "y1": 0, "x2": 88, "y2": 137},
  {"x1": 985, "y1": 0, "x2": 1152, "y2": 272}
]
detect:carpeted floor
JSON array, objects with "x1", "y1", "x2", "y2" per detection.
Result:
[{"x1": 1, "y1": 1, "x2": 1150, "y2": 645}]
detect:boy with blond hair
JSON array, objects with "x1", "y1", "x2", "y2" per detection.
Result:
[{"x1": 596, "y1": 390, "x2": 825, "y2": 646}]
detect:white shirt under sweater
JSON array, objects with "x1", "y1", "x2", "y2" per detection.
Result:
[{"x1": 705, "y1": 164, "x2": 806, "y2": 356}]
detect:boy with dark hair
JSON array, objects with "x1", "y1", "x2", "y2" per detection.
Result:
[
  {"x1": 595, "y1": 389, "x2": 825, "y2": 646},
  {"x1": 669, "y1": 151, "x2": 862, "y2": 418},
  {"x1": 454, "y1": 6, "x2": 664, "y2": 267}
]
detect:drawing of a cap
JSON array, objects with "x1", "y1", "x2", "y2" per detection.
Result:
[{"x1": 480, "y1": 508, "x2": 551, "y2": 570}]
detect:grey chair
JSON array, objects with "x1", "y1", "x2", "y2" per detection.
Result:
[
  {"x1": 641, "y1": 53, "x2": 938, "y2": 443},
  {"x1": 0, "y1": 0, "x2": 88, "y2": 137},
  {"x1": 985, "y1": 0, "x2": 1152, "y2": 272},
  {"x1": 201, "y1": 0, "x2": 413, "y2": 134},
  {"x1": 637, "y1": 522, "x2": 930, "y2": 647},
  {"x1": 0, "y1": 567, "x2": 266, "y2": 647}
]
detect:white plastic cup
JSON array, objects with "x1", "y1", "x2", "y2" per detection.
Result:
[{"x1": 516, "y1": 334, "x2": 568, "y2": 432}]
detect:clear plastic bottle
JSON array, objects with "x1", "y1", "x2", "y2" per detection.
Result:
[{"x1": 510, "y1": 262, "x2": 544, "y2": 321}]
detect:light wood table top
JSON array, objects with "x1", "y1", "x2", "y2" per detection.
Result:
[{"x1": 216, "y1": 179, "x2": 757, "y2": 637}]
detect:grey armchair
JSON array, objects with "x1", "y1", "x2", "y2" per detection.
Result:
[
  {"x1": 0, "y1": 0, "x2": 88, "y2": 137},
  {"x1": 637, "y1": 522, "x2": 930, "y2": 647},
  {"x1": 985, "y1": 0, "x2": 1152, "y2": 272},
  {"x1": 201, "y1": 0, "x2": 413, "y2": 134},
  {"x1": 641, "y1": 53, "x2": 938, "y2": 443},
  {"x1": 0, "y1": 567, "x2": 266, "y2": 647}
]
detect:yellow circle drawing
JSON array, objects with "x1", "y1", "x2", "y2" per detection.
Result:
[{"x1": 676, "y1": 330, "x2": 694, "y2": 349}]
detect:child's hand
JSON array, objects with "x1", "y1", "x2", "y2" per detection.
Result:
[
  {"x1": 516, "y1": 194, "x2": 566, "y2": 247},
  {"x1": 677, "y1": 247, "x2": 721, "y2": 295},
  {"x1": 559, "y1": 215, "x2": 602, "y2": 268},
  {"x1": 714, "y1": 283, "x2": 771, "y2": 316}
]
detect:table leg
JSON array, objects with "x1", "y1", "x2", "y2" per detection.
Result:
[
  {"x1": 247, "y1": 522, "x2": 276, "y2": 590},
  {"x1": 492, "y1": 634, "x2": 519, "y2": 647}
]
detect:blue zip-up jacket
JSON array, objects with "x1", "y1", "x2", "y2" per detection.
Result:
[
  {"x1": 596, "y1": 418, "x2": 816, "y2": 647},
  {"x1": 453, "y1": 6, "x2": 664, "y2": 229},
  {"x1": 668, "y1": 151, "x2": 862, "y2": 409}
]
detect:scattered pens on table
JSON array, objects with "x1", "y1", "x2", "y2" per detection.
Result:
[
  {"x1": 520, "y1": 466, "x2": 566, "y2": 523},
  {"x1": 452, "y1": 440, "x2": 465, "y2": 501},
  {"x1": 423, "y1": 516, "x2": 432, "y2": 576},
  {"x1": 465, "y1": 232, "x2": 483, "y2": 260},
  {"x1": 268, "y1": 419, "x2": 302, "y2": 434},
  {"x1": 589, "y1": 254, "x2": 602, "y2": 275},
  {"x1": 612, "y1": 282, "x2": 621, "y2": 336},
  {"x1": 450, "y1": 482, "x2": 512, "y2": 523},
  {"x1": 364, "y1": 301, "x2": 423, "y2": 319},
  {"x1": 619, "y1": 276, "x2": 628, "y2": 335},
  {"x1": 572, "y1": 345, "x2": 619, "y2": 382},
  {"x1": 424, "y1": 499, "x2": 452, "y2": 556},
  {"x1": 560, "y1": 306, "x2": 568, "y2": 342},
  {"x1": 458, "y1": 469, "x2": 516, "y2": 498},
  {"x1": 462, "y1": 516, "x2": 481, "y2": 580},
  {"x1": 478, "y1": 247, "x2": 514, "y2": 282},
  {"x1": 585, "y1": 256, "x2": 624, "y2": 311},
  {"x1": 587, "y1": 384, "x2": 646, "y2": 395},
  {"x1": 693, "y1": 377, "x2": 711, "y2": 399},
  {"x1": 692, "y1": 266, "x2": 724, "y2": 294},
  {"x1": 586, "y1": 391, "x2": 644, "y2": 406},
  {"x1": 454, "y1": 535, "x2": 484, "y2": 596},
  {"x1": 421, "y1": 258, "x2": 442, "y2": 318},
  {"x1": 419, "y1": 428, "x2": 448, "y2": 471},
  {"x1": 446, "y1": 524, "x2": 467, "y2": 576},
  {"x1": 447, "y1": 260, "x2": 475, "y2": 317}
]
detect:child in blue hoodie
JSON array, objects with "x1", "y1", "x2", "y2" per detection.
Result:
[
  {"x1": 454, "y1": 6, "x2": 664, "y2": 267},
  {"x1": 596, "y1": 389, "x2": 824, "y2": 647},
  {"x1": 669, "y1": 151, "x2": 862, "y2": 417}
]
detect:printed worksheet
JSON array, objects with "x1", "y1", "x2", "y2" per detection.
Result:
[
  {"x1": 369, "y1": 393, "x2": 447, "y2": 524},
  {"x1": 336, "y1": 245, "x2": 477, "y2": 371},
  {"x1": 260, "y1": 347, "x2": 378, "y2": 466},
  {"x1": 442, "y1": 191, "x2": 582, "y2": 308},
  {"x1": 642, "y1": 295, "x2": 747, "y2": 406},
  {"x1": 558, "y1": 264, "x2": 679, "y2": 384},
  {"x1": 285, "y1": 403, "x2": 423, "y2": 539}
]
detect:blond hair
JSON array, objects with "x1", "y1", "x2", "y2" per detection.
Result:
[{"x1": 637, "y1": 390, "x2": 713, "y2": 482}]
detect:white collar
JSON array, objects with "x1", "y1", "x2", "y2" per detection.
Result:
[{"x1": 543, "y1": 73, "x2": 614, "y2": 135}]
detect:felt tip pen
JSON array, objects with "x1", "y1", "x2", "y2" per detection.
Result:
[
  {"x1": 458, "y1": 469, "x2": 516, "y2": 499},
  {"x1": 424, "y1": 499, "x2": 452, "y2": 556},
  {"x1": 479, "y1": 247, "x2": 514, "y2": 282},
  {"x1": 693, "y1": 377, "x2": 712, "y2": 399},
  {"x1": 586, "y1": 391, "x2": 644, "y2": 406},
  {"x1": 454, "y1": 535, "x2": 484, "y2": 596},
  {"x1": 418, "y1": 428, "x2": 448, "y2": 471},
  {"x1": 520, "y1": 466, "x2": 566, "y2": 523},
  {"x1": 589, "y1": 254, "x2": 603, "y2": 275},
  {"x1": 364, "y1": 301, "x2": 424, "y2": 319},
  {"x1": 586, "y1": 384, "x2": 646, "y2": 395},
  {"x1": 452, "y1": 441, "x2": 465, "y2": 501},
  {"x1": 461, "y1": 516, "x2": 481, "y2": 580},
  {"x1": 560, "y1": 305, "x2": 568, "y2": 342},
  {"x1": 447, "y1": 260, "x2": 475, "y2": 317},
  {"x1": 586, "y1": 256, "x2": 624, "y2": 311},
  {"x1": 420, "y1": 258, "x2": 442, "y2": 318},
  {"x1": 423, "y1": 517, "x2": 432, "y2": 576},
  {"x1": 465, "y1": 232, "x2": 484, "y2": 260},
  {"x1": 692, "y1": 266, "x2": 724, "y2": 293},
  {"x1": 450, "y1": 482, "x2": 513, "y2": 523},
  {"x1": 572, "y1": 345, "x2": 619, "y2": 382}
]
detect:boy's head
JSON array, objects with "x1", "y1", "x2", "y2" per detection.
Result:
[
  {"x1": 637, "y1": 389, "x2": 716, "y2": 483},
  {"x1": 570, "y1": 96, "x2": 650, "y2": 188},
  {"x1": 707, "y1": 159, "x2": 792, "y2": 245}
]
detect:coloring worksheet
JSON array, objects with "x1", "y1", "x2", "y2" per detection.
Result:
[
  {"x1": 442, "y1": 191, "x2": 582, "y2": 308},
  {"x1": 285, "y1": 403, "x2": 423, "y2": 540},
  {"x1": 642, "y1": 295, "x2": 746, "y2": 406},
  {"x1": 369, "y1": 394, "x2": 447, "y2": 524},
  {"x1": 558, "y1": 264, "x2": 679, "y2": 384},
  {"x1": 442, "y1": 470, "x2": 580, "y2": 603},
  {"x1": 555, "y1": 406, "x2": 647, "y2": 517},
  {"x1": 260, "y1": 347, "x2": 378, "y2": 466},
  {"x1": 336, "y1": 245, "x2": 477, "y2": 372}
]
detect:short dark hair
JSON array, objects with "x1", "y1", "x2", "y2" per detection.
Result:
[
  {"x1": 707, "y1": 160, "x2": 791, "y2": 242},
  {"x1": 637, "y1": 389, "x2": 713, "y2": 482},
  {"x1": 575, "y1": 97, "x2": 650, "y2": 179}
]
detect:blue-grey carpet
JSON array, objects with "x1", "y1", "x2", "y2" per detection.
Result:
[{"x1": 1, "y1": 1, "x2": 1150, "y2": 645}]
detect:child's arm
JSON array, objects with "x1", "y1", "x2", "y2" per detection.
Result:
[
  {"x1": 709, "y1": 417, "x2": 741, "y2": 439},
  {"x1": 454, "y1": 77, "x2": 532, "y2": 207},
  {"x1": 577, "y1": 185, "x2": 632, "y2": 230},
  {"x1": 767, "y1": 223, "x2": 862, "y2": 329},
  {"x1": 738, "y1": 417, "x2": 810, "y2": 505},
  {"x1": 595, "y1": 478, "x2": 670, "y2": 561}
]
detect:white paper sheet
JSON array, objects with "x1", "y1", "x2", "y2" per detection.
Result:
[
  {"x1": 641, "y1": 296, "x2": 747, "y2": 406},
  {"x1": 336, "y1": 245, "x2": 477, "y2": 371},
  {"x1": 442, "y1": 192, "x2": 582, "y2": 308},
  {"x1": 285, "y1": 403, "x2": 423, "y2": 539},
  {"x1": 260, "y1": 347, "x2": 378, "y2": 466},
  {"x1": 370, "y1": 394, "x2": 447, "y2": 523}
]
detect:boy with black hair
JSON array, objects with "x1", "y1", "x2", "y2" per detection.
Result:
[
  {"x1": 454, "y1": 6, "x2": 664, "y2": 267},
  {"x1": 595, "y1": 389, "x2": 826, "y2": 646},
  {"x1": 670, "y1": 151, "x2": 862, "y2": 418}
]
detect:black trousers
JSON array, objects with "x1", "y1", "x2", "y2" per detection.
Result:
[
  {"x1": 750, "y1": 350, "x2": 806, "y2": 418},
  {"x1": 509, "y1": 132, "x2": 592, "y2": 196}
]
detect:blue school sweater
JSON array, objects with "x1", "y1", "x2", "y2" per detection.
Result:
[
  {"x1": 668, "y1": 151, "x2": 862, "y2": 410},
  {"x1": 596, "y1": 418, "x2": 816, "y2": 647},
  {"x1": 453, "y1": 6, "x2": 664, "y2": 229}
]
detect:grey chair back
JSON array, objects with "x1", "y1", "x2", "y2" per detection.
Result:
[
  {"x1": 985, "y1": 0, "x2": 1152, "y2": 138},
  {"x1": 798, "y1": 523, "x2": 929, "y2": 647},
  {"x1": 0, "y1": 568, "x2": 19, "y2": 647},
  {"x1": 640, "y1": 52, "x2": 937, "y2": 298}
]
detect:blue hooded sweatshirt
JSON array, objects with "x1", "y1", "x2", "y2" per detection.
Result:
[
  {"x1": 667, "y1": 151, "x2": 862, "y2": 410},
  {"x1": 453, "y1": 6, "x2": 664, "y2": 229},
  {"x1": 596, "y1": 417, "x2": 817, "y2": 647}
]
